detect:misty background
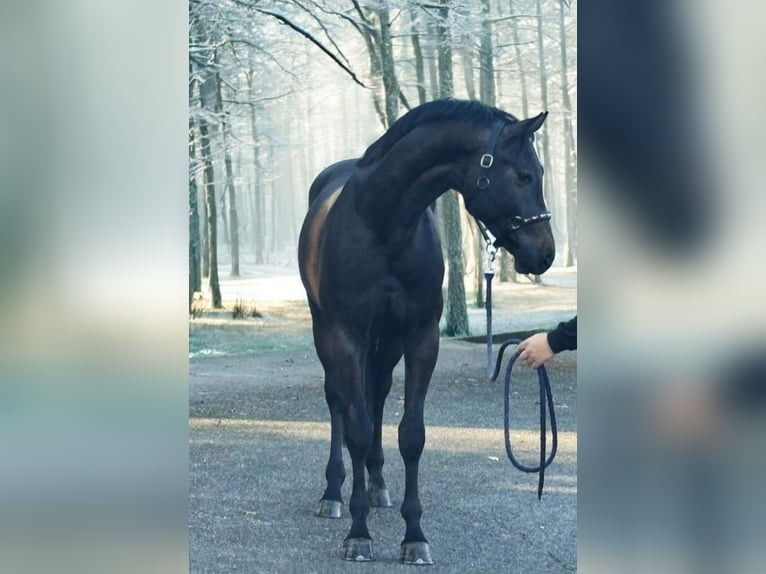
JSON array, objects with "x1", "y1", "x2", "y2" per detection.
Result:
[{"x1": 188, "y1": 0, "x2": 577, "y2": 335}]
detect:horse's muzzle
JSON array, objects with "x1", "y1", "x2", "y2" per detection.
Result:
[{"x1": 513, "y1": 248, "x2": 554, "y2": 275}]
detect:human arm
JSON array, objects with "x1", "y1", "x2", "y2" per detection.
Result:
[{"x1": 518, "y1": 316, "x2": 577, "y2": 368}]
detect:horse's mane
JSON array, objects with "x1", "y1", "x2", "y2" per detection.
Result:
[{"x1": 357, "y1": 99, "x2": 518, "y2": 167}]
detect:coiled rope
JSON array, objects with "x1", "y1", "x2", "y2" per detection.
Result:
[{"x1": 489, "y1": 340, "x2": 557, "y2": 500}]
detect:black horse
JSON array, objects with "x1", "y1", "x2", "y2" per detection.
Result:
[{"x1": 298, "y1": 99, "x2": 555, "y2": 564}]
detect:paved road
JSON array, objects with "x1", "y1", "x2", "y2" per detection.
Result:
[{"x1": 190, "y1": 340, "x2": 576, "y2": 573}]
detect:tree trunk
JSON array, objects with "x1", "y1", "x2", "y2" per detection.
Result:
[
  {"x1": 247, "y1": 67, "x2": 264, "y2": 264},
  {"x1": 510, "y1": 0, "x2": 530, "y2": 119},
  {"x1": 223, "y1": 151, "x2": 240, "y2": 277},
  {"x1": 461, "y1": 44, "x2": 477, "y2": 100},
  {"x1": 200, "y1": 168, "x2": 209, "y2": 278},
  {"x1": 269, "y1": 145, "x2": 278, "y2": 253},
  {"x1": 376, "y1": 5, "x2": 399, "y2": 127},
  {"x1": 214, "y1": 65, "x2": 239, "y2": 276},
  {"x1": 479, "y1": 0, "x2": 495, "y2": 107},
  {"x1": 559, "y1": 1, "x2": 576, "y2": 266},
  {"x1": 535, "y1": 0, "x2": 553, "y2": 279},
  {"x1": 197, "y1": 66, "x2": 223, "y2": 308},
  {"x1": 220, "y1": 182, "x2": 230, "y2": 247},
  {"x1": 189, "y1": 122, "x2": 201, "y2": 310},
  {"x1": 426, "y1": 19, "x2": 439, "y2": 101},
  {"x1": 473, "y1": 221, "x2": 484, "y2": 308},
  {"x1": 438, "y1": 0, "x2": 469, "y2": 336},
  {"x1": 189, "y1": 61, "x2": 202, "y2": 307},
  {"x1": 499, "y1": 250, "x2": 513, "y2": 282},
  {"x1": 198, "y1": 115, "x2": 222, "y2": 308},
  {"x1": 502, "y1": 0, "x2": 524, "y2": 283},
  {"x1": 409, "y1": 9, "x2": 428, "y2": 106},
  {"x1": 212, "y1": 64, "x2": 230, "y2": 254},
  {"x1": 460, "y1": 29, "x2": 483, "y2": 304},
  {"x1": 352, "y1": 4, "x2": 387, "y2": 129}
]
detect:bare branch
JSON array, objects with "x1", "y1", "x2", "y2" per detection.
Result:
[
  {"x1": 300, "y1": 0, "x2": 376, "y2": 33},
  {"x1": 291, "y1": 0, "x2": 353, "y2": 69},
  {"x1": 232, "y1": 0, "x2": 368, "y2": 88},
  {"x1": 489, "y1": 14, "x2": 537, "y2": 23},
  {"x1": 221, "y1": 90, "x2": 295, "y2": 107},
  {"x1": 398, "y1": 89, "x2": 411, "y2": 111},
  {"x1": 350, "y1": 0, "x2": 374, "y2": 27}
]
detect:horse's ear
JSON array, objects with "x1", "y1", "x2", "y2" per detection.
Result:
[
  {"x1": 505, "y1": 111, "x2": 548, "y2": 141},
  {"x1": 522, "y1": 111, "x2": 548, "y2": 135}
]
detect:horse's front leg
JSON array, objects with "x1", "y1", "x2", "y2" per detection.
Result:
[{"x1": 398, "y1": 322, "x2": 439, "y2": 565}]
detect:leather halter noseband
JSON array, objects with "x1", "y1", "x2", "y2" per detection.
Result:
[{"x1": 465, "y1": 120, "x2": 551, "y2": 241}]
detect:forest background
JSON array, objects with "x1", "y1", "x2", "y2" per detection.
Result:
[{"x1": 189, "y1": 0, "x2": 577, "y2": 335}]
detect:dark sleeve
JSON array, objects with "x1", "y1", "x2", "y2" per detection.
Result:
[{"x1": 547, "y1": 315, "x2": 577, "y2": 353}]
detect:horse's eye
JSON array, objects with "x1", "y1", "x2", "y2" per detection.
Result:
[{"x1": 517, "y1": 172, "x2": 533, "y2": 185}]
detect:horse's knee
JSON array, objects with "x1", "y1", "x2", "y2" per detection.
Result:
[
  {"x1": 345, "y1": 405, "x2": 373, "y2": 457},
  {"x1": 398, "y1": 416, "x2": 425, "y2": 462}
]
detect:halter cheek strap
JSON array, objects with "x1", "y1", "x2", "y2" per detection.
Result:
[
  {"x1": 464, "y1": 121, "x2": 506, "y2": 213},
  {"x1": 464, "y1": 120, "x2": 551, "y2": 240},
  {"x1": 476, "y1": 121, "x2": 506, "y2": 191}
]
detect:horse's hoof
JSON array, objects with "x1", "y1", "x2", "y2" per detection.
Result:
[
  {"x1": 316, "y1": 499, "x2": 343, "y2": 519},
  {"x1": 400, "y1": 541, "x2": 433, "y2": 565},
  {"x1": 342, "y1": 538, "x2": 374, "y2": 562},
  {"x1": 367, "y1": 486, "x2": 392, "y2": 508}
]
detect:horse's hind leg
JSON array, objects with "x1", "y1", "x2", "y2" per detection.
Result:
[
  {"x1": 365, "y1": 337, "x2": 402, "y2": 508},
  {"x1": 320, "y1": 326, "x2": 375, "y2": 561},
  {"x1": 312, "y1": 310, "x2": 347, "y2": 519},
  {"x1": 398, "y1": 322, "x2": 439, "y2": 565},
  {"x1": 317, "y1": 377, "x2": 346, "y2": 519}
]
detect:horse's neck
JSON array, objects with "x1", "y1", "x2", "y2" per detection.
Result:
[{"x1": 353, "y1": 125, "x2": 476, "y2": 230}]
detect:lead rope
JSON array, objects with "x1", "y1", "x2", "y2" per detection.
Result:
[
  {"x1": 484, "y1": 241, "x2": 558, "y2": 500},
  {"x1": 485, "y1": 238, "x2": 496, "y2": 379}
]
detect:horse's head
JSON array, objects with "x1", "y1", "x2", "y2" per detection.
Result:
[{"x1": 462, "y1": 112, "x2": 555, "y2": 275}]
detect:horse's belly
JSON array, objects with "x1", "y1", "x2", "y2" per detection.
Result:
[{"x1": 377, "y1": 280, "x2": 441, "y2": 332}]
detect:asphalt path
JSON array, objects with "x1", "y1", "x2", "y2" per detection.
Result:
[{"x1": 190, "y1": 340, "x2": 576, "y2": 573}]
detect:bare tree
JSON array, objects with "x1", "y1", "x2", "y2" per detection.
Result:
[
  {"x1": 409, "y1": 7, "x2": 428, "y2": 106},
  {"x1": 245, "y1": 65, "x2": 265, "y2": 264},
  {"x1": 196, "y1": 75, "x2": 222, "y2": 300},
  {"x1": 534, "y1": 0, "x2": 553, "y2": 281},
  {"x1": 438, "y1": 0, "x2": 470, "y2": 336},
  {"x1": 189, "y1": 123, "x2": 202, "y2": 310},
  {"x1": 376, "y1": 3, "x2": 400, "y2": 126},
  {"x1": 559, "y1": 0, "x2": 576, "y2": 266},
  {"x1": 215, "y1": 60, "x2": 241, "y2": 277},
  {"x1": 197, "y1": 84, "x2": 223, "y2": 308},
  {"x1": 189, "y1": 63, "x2": 202, "y2": 310}
]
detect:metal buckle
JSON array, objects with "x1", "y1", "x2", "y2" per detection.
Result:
[
  {"x1": 476, "y1": 176, "x2": 490, "y2": 190},
  {"x1": 480, "y1": 153, "x2": 494, "y2": 168}
]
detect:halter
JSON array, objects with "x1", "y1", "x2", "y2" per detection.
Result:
[{"x1": 465, "y1": 120, "x2": 552, "y2": 245}]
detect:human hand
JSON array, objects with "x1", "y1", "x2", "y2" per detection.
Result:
[{"x1": 518, "y1": 333, "x2": 555, "y2": 369}]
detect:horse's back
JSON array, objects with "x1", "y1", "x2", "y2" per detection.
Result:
[{"x1": 307, "y1": 159, "x2": 358, "y2": 207}]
